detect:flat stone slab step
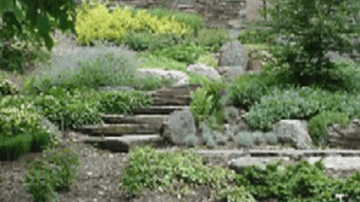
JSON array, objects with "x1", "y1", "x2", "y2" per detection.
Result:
[
  {"x1": 152, "y1": 97, "x2": 191, "y2": 106},
  {"x1": 81, "y1": 135, "x2": 164, "y2": 152},
  {"x1": 195, "y1": 149, "x2": 360, "y2": 159},
  {"x1": 229, "y1": 156, "x2": 360, "y2": 173},
  {"x1": 102, "y1": 115, "x2": 168, "y2": 130},
  {"x1": 132, "y1": 106, "x2": 190, "y2": 115},
  {"x1": 74, "y1": 124, "x2": 158, "y2": 136}
]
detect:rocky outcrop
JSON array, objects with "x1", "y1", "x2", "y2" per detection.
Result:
[
  {"x1": 273, "y1": 120, "x2": 313, "y2": 150},
  {"x1": 187, "y1": 64, "x2": 221, "y2": 81},
  {"x1": 137, "y1": 69, "x2": 189, "y2": 87},
  {"x1": 328, "y1": 119, "x2": 360, "y2": 149}
]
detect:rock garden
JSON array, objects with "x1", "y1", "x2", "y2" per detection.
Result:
[{"x1": 2, "y1": 0, "x2": 360, "y2": 201}]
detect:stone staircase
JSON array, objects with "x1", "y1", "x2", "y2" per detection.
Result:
[{"x1": 74, "y1": 85, "x2": 200, "y2": 152}]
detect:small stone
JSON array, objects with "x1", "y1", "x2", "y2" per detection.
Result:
[{"x1": 98, "y1": 191, "x2": 105, "y2": 195}]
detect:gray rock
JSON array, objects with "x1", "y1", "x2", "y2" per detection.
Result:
[
  {"x1": 219, "y1": 40, "x2": 247, "y2": 67},
  {"x1": 187, "y1": 64, "x2": 221, "y2": 81},
  {"x1": 161, "y1": 109, "x2": 196, "y2": 145},
  {"x1": 137, "y1": 69, "x2": 189, "y2": 87},
  {"x1": 307, "y1": 156, "x2": 360, "y2": 170},
  {"x1": 228, "y1": 156, "x2": 290, "y2": 173},
  {"x1": 273, "y1": 120, "x2": 313, "y2": 150},
  {"x1": 328, "y1": 119, "x2": 360, "y2": 149}
]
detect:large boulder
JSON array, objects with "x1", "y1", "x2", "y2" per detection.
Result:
[
  {"x1": 187, "y1": 64, "x2": 221, "y2": 81},
  {"x1": 219, "y1": 40, "x2": 247, "y2": 67},
  {"x1": 137, "y1": 69, "x2": 189, "y2": 87},
  {"x1": 328, "y1": 119, "x2": 360, "y2": 149},
  {"x1": 273, "y1": 120, "x2": 312, "y2": 150},
  {"x1": 160, "y1": 109, "x2": 196, "y2": 145}
]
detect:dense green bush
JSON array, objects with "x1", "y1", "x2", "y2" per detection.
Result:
[
  {"x1": 238, "y1": 28, "x2": 276, "y2": 45},
  {"x1": 216, "y1": 186, "x2": 256, "y2": 202},
  {"x1": 308, "y1": 111, "x2": 350, "y2": 145},
  {"x1": 123, "y1": 32, "x2": 178, "y2": 51},
  {"x1": 0, "y1": 79, "x2": 19, "y2": 96},
  {"x1": 152, "y1": 42, "x2": 206, "y2": 64},
  {"x1": 229, "y1": 73, "x2": 278, "y2": 110},
  {"x1": 245, "y1": 87, "x2": 322, "y2": 131},
  {"x1": 25, "y1": 46, "x2": 139, "y2": 93},
  {"x1": 195, "y1": 28, "x2": 231, "y2": 51},
  {"x1": 195, "y1": 52, "x2": 219, "y2": 68},
  {"x1": 120, "y1": 146, "x2": 234, "y2": 196},
  {"x1": 236, "y1": 160, "x2": 342, "y2": 202},
  {"x1": 268, "y1": 0, "x2": 360, "y2": 89},
  {"x1": 0, "y1": 107, "x2": 53, "y2": 160},
  {"x1": 24, "y1": 148, "x2": 80, "y2": 202}
]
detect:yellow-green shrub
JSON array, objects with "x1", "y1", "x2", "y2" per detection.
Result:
[{"x1": 75, "y1": 2, "x2": 189, "y2": 44}]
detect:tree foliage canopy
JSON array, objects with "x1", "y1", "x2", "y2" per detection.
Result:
[{"x1": 0, "y1": 0, "x2": 77, "y2": 50}]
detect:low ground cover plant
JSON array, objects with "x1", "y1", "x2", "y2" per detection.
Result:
[
  {"x1": 0, "y1": 107, "x2": 54, "y2": 160},
  {"x1": 195, "y1": 28, "x2": 231, "y2": 51},
  {"x1": 120, "y1": 146, "x2": 235, "y2": 196},
  {"x1": 24, "y1": 147, "x2": 80, "y2": 202}
]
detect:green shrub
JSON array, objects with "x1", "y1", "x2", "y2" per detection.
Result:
[
  {"x1": 252, "y1": 131, "x2": 266, "y2": 145},
  {"x1": 148, "y1": 7, "x2": 204, "y2": 35},
  {"x1": 75, "y1": 3, "x2": 189, "y2": 44},
  {"x1": 24, "y1": 148, "x2": 80, "y2": 202},
  {"x1": 238, "y1": 28, "x2": 276, "y2": 44},
  {"x1": 98, "y1": 91, "x2": 152, "y2": 114},
  {"x1": 25, "y1": 46, "x2": 139, "y2": 93},
  {"x1": 0, "y1": 79, "x2": 19, "y2": 96},
  {"x1": 133, "y1": 76, "x2": 174, "y2": 90},
  {"x1": 343, "y1": 171, "x2": 360, "y2": 201},
  {"x1": 236, "y1": 159, "x2": 342, "y2": 201},
  {"x1": 195, "y1": 52, "x2": 219, "y2": 68},
  {"x1": 268, "y1": 0, "x2": 360, "y2": 89},
  {"x1": 0, "y1": 107, "x2": 52, "y2": 160},
  {"x1": 120, "y1": 146, "x2": 234, "y2": 195},
  {"x1": 264, "y1": 132, "x2": 278, "y2": 145},
  {"x1": 195, "y1": 28, "x2": 231, "y2": 51},
  {"x1": 308, "y1": 111, "x2": 350, "y2": 145},
  {"x1": 216, "y1": 186, "x2": 256, "y2": 202},
  {"x1": 123, "y1": 32, "x2": 177, "y2": 51},
  {"x1": 183, "y1": 134, "x2": 199, "y2": 148},
  {"x1": 229, "y1": 73, "x2": 277, "y2": 110},
  {"x1": 152, "y1": 42, "x2": 206, "y2": 64}
]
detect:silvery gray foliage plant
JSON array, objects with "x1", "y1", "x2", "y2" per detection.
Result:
[
  {"x1": 28, "y1": 45, "x2": 139, "y2": 92},
  {"x1": 264, "y1": 132, "x2": 278, "y2": 145},
  {"x1": 236, "y1": 131, "x2": 254, "y2": 147}
]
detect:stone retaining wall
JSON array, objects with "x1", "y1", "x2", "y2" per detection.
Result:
[{"x1": 85, "y1": 0, "x2": 267, "y2": 26}]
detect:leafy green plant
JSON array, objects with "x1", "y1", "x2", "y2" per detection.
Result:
[
  {"x1": 268, "y1": 0, "x2": 360, "y2": 89},
  {"x1": 216, "y1": 186, "x2": 256, "y2": 202},
  {"x1": 0, "y1": 107, "x2": 53, "y2": 160},
  {"x1": 152, "y1": 42, "x2": 206, "y2": 64},
  {"x1": 190, "y1": 81, "x2": 227, "y2": 129},
  {"x1": 195, "y1": 52, "x2": 219, "y2": 68},
  {"x1": 0, "y1": 79, "x2": 19, "y2": 96},
  {"x1": 133, "y1": 76, "x2": 174, "y2": 90},
  {"x1": 138, "y1": 53, "x2": 188, "y2": 72},
  {"x1": 238, "y1": 28, "x2": 276, "y2": 44},
  {"x1": 308, "y1": 111, "x2": 350, "y2": 145},
  {"x1": 123, "y1": 32, "x2": 177, "y2": 51},
  {"x1": 24, "y1": 148, "x2": 80, "y2": 202},
  {"x1": 0, "y1": 0, "x2": 76, "y2": 50},
  {"x1": 120, "y1": 146, "x2": 234, "y2": 196},
  {"x1": 229, "y1": 73, "x2": 278, "y2": 110},
  {"x1": 25, "y1": 46, "x2": 139, "y2": 93},
  {"x1": 98, "y1": 90, "x2": 152, "y2": 114},
  {"x1": 195, "y1": 28, "x2": 231, "y2": 51}
]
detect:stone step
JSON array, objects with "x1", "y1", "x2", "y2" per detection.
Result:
[
  {"x1": 147, "y1": 84, "x2": 200, "y2": 98},
  {"x1": 152, "y1": 96, "x2": 191, "y2": 106},
  {"x1": 74, "y1": 124, "x2": 158, "y2": 136},
  {"x1": 132, "y1": 106, "x2": 190, "y2": 115},
  {"x1": 80, "y1": 135, "x2": 164, "y2": 152},
  {"x1": 194, "y1": 149, "x2": 360, "y2": 159},
  {"x1": 101, "y1": 115, "x2": 168, "y2": 130}
]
